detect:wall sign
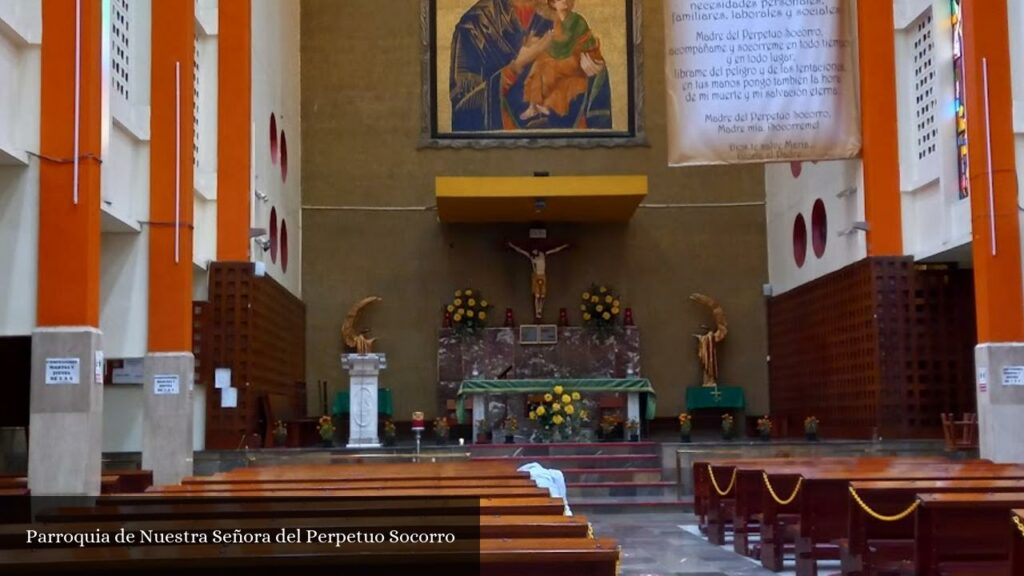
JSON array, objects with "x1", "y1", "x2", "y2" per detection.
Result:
[
  {"x1": 664, "y1": 0, "x2": 860, "y2": 165},
  {"x1": 45, "y1": 358, "x2": 81, "y2": 385},
  {"x1": 1001, "y1": 366, "x2": 1024, "y2": 386},
  {"x1": 154, "y1": 374, "x2": 181, "y2": 395}
]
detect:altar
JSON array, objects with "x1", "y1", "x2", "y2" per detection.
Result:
[{"x1": 457, "y1": 378, "x2": 656, "y2": 439}]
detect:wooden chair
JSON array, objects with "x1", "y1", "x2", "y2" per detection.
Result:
[{"x1": 941, "y1": 412, "x2": 979, "y2": 452}]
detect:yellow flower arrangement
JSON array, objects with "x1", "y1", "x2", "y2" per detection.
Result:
[
  {"x1": 446, "y1": 288, "x2": 494, "y2": 333},
  {"x1": 531, "y1": 384, "x2": 586, "y2": 441},
  {"x1": 580, "y1": 283, "x2": 624, "y2": 329}
]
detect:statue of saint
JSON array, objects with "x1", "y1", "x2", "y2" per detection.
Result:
[
  {"x1": 690, "y1": 293, "x2": 728, "y2": 387},
  {"x1": 508, "y1": 241, "x2": 569, "y2": 321}
]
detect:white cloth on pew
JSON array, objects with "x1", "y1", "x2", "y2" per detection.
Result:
[{"x1": 517, "y1": 462, "x2": 572, "y2": 516}]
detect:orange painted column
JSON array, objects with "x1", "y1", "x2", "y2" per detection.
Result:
[
  {"x1": 37, "y1": 0, "x2": 103, "y2": 327},
  {"x1": 961, "y1": 1, "x2": 1024, "y2": 343},
  {"x1": 217, "y1": 0, "x2": 252, "y2": 261},
  {"x1": 148, "y1": 0, "x2": 195, "y2": 352},
  {"x1": 856, "y1": 1, "x2": 903, "y2": 257}
]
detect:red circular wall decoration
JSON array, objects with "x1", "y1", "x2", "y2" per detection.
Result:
[
  {"x1": 811, "y1": 199, "x2": 828, "y2": 259},
  {"x1": 790, "y1": 162, "x2": 803, "y2": 179},
  {"x1": 269, "y1": 113, "x2": 278, "y2": 165},
  {"x1": 280, "y1": 131, "x2": 288, "y2": 183},
  {"x1": 793, "y1": 213, "x2": 808, "y2": 268},
  {"x1": 280, "y1": 219, "x2": 289, "y2": 273},
  {"x1": 269, "y1": 207, "x2": 279, "y2": 264}
]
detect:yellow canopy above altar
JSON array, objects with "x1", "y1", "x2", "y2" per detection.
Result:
[{"x1": 435, "y1": 175, "x2": 648, "y2": 223}]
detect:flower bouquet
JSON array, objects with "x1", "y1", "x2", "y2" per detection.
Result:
[
  {"x1": 433, "y1": 416, "x2": 450, "y2": 445},
  {"x1": 528, "y1": 385, "x2": 584, "y2": 442},
  {"x1": 756, "y1": 415, "x2": 773, "y2": 441},
  {"x1": 626, "y1": 419, "x2": 640, "y2": 442},
  {"x1": 721, "y1": 413, "x2": 735, "y2": 440},
  {"x1": 580, "y1": 284, "x2": 622, "y2": 332},
  {"x1": 678, "y1": 413, "x2": 692, "y2": 443},
  {"x1": 804, "y1": 416, "x2": 820, "y2": 441},
  {"x1": 272, "y1": 420, "x2": 288, "y2": 447},
  {"x1": 383, "y1": 419, "x2": 397, "y2": 447},
  {"x1": 446, "y1": 288, "x2": 492, "y2": 334},
  {"x1": 317, "y1": 415, "x2": 335, "y2": 447},
  {"x1": 502, "y1": 415, "x2": 518, "y2": 444},
  {"x1": 598, "y1": 414, "x2": 622, "y2": 442}
]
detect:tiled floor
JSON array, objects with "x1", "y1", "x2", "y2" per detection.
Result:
[{"x1": 587, "y1": 512, "x2": 789, "y2": 576}]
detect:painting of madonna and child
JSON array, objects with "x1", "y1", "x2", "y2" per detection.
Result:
[{"x1": 429, "y1": 0, "x2": 640, "y2": 144}]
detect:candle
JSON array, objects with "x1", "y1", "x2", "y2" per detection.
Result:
[{"x1": 411, "y1": 411, "x2": 425, "y2": 430}]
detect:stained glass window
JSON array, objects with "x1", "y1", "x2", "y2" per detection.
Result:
[{"x1": 951, "y1": 0, "x2": 969, "y2": 199}]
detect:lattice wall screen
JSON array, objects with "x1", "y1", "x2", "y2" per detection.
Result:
[
  {"x1": 112, "y1": 0, "x2": 131, "y2": 102},
  {"x1": 912, "y1": 10, "x2": 937, "y2": 162}
]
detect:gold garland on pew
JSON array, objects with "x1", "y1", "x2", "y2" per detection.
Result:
[
  {"x1": 707, "y1": 464, "x2": 737, "y2": 496},
  {"x1": 762, "y1": 472, "x2": 803, "y2": 506},
  {"x1": 1014, "y1": 515, "x2": 1024, "y2": 538},
  {"x1": 847, "y1": 486, "x2": 920, "y2": 522},
  {"x1": 587, "y1": 523, "x2": 595, "y2": 539}
]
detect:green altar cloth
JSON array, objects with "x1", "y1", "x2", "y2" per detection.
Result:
[
  {"x1": 456, "y1": 379, "x2": 657, "y2": 423},
  {"x1": 333, "y1": 388, "x2": 394, "y2": 417},
  {"x1": 685, "y1": 386, "x2": 746, "y2": 410}
]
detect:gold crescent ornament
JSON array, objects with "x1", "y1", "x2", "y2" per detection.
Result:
[{"x1": 342, "y1": 296, "x2": 382, "y2": 354}]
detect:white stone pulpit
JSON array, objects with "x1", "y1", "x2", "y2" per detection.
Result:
[{"x1": 341, "y1": 353, "x2": 386, "y2": 448}]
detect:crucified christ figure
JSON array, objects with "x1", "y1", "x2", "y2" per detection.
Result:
[{"x1": 508, "y1": 241, "x2": 569, "y2": 321}]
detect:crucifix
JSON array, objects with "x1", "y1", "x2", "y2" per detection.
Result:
[{"x1": 508, "y1": 240, "x2": 569, "y2": 321}]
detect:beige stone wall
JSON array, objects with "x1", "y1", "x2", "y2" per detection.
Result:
[{"x1": 300, "y1": 0, "x2": 770, "y2": 419}]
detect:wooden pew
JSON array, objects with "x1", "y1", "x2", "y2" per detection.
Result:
[
  {"x1": 694, "y1": 456, "x2": 953, "y2": 550},
  {"x1": 149, "y1": 477, "x2": 538, "y2": 493},
  {"x1": 842, "y1": 479, "x2": 1024, "y2": 576},
  {"x1": 761, "y1": 463, "x2": 1024, "y2": 575},
  {"x1": 0, "y1": 488, "x2": 30, "y2": 524},
  {"x1": 107, "y1": 486, "x2": 551, "y2": 502},
  {"x1": 915, "y1": 493, "x2": 1024, "y2": 576},
  {"x1": 0, "y1": 472, "x2": 152, "y2": 494},
  {"x1": 1012, "y1": 509, "x2": 1024, "y2": 576},
  {"x1": 184, "y1": 462, "x2": 527, "y2": 484},
  {"x1": 4, "y1": 459, "x2": 619, "y2": 576},
  {"x1": 35, "y1": 496, "x2": 567, "y2": 523},
  {"x1": 0, "y1": 514, "x2": 593, "y2": 548},
  {"x1": 0, "y1": 537, "x2": 621, "y2": 576}
]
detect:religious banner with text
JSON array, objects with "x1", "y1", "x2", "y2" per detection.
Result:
[{"x1": 664, "y1": 0, "x2": 860, "y2": 166}]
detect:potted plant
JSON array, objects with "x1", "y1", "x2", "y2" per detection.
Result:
[
  {"x1": 272, "y1": 420, "x2": 288, "y2": 447},
  {"x1": 502, "y1": 415, "x2": 518, "y2": 444},
  {"x1": 317, "y1": 415, "x2": 335, "y2": 448},
  {"x1": 626, "y1": 419, "x2": 640, "y2": 442},
  {"x1": 804, "y1": 416, "x2": 820, "y2": 441},
  {"x1": 756, "y1": 415, "x2": 773, "y2": 442},
  {"x1": 474, "y1": 419, "x2": 491, "y2": 444},
  {"x1": 678, "y1": 413, "x2": 693, "y2": 443},
  {"x1": 382, "y1": 420, "x2": 397, "y2": 447},
  {"x1": 433, "y1": 416, "x2": 450, "y2": 445},
  {"x1": 598, "y1": 414, "x2": 622, "y2": 442},
  {"x1": 721, "y1": 413, "x2": 735, "y2": 440}
]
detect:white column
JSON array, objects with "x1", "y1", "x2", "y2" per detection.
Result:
[
  {"x1": 975, "y1": 343, "x2": 1024, "y2": 462},
  {"x1": 471, "y1": 394, "x2": 485, "y2": 440},
  {"x1": 341, "y1": 353, "x2": 386, "y2": 448},
  {"x1": 626, "y1": 392, "x2": 640, "y2": 440}
]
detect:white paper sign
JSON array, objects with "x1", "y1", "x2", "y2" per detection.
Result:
[
  {"x1": 154, "y1": 374, "x2": 180, "y2": 395},
  {"x1": 977, "y1": 367, "x2": 989, "y2": 393},
  {"x1": 112, "y1": 358, "x2": 144, "y2": 384},
  {"x1": 1002, "y1": 366, "x2": 1024, "y2": 386},
  {"x1": 95, "y1": 351, "x2": 104, "y2": 385},
  {"x1": 664, "y1": 0, "x2": 860, "y2": 165},
  {"x1": 221, "y1": 386, "x2": 238, "y2": 408},
  {"x1": 45, "y1": 358, "x2": 81, "y2": 385},
  {"x1": 214, "y1": 368, "x2": 231, "y2": 389}
]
